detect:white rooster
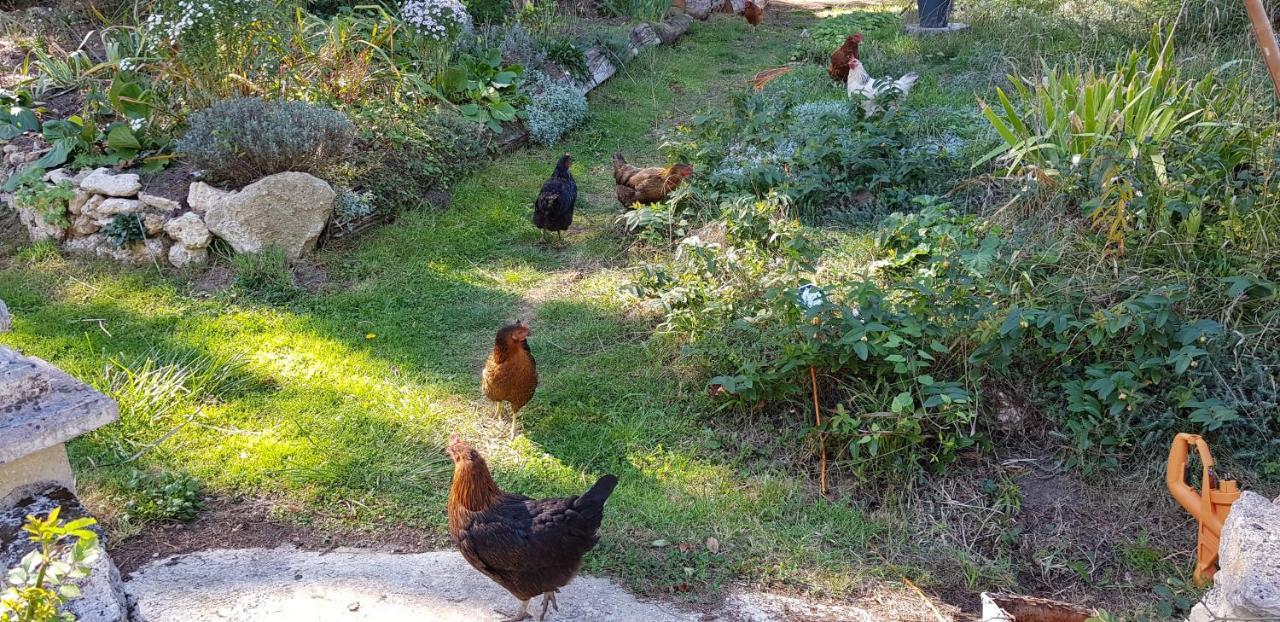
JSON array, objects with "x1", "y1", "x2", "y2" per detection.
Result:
[{"x1": 846, "y1": 58, "x2": 918, "y2": 115}]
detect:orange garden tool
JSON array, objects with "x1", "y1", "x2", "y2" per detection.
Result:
[{"x1": 1166, "y1": 433, "x2": 1240, "y2": 586}]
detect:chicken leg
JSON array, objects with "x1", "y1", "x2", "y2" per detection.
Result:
[
  {"x1": 537, "y1": 590, "x2": 559, "y2": 621},
  {"x1": 509, "y1": 407, "x2": 519, "y2": 439},
  {"x1": 495, "y1": 599, "x2": 531, "y2": 622}
]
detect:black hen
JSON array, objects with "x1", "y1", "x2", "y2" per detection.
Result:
[
  {"x1": 448, "y1": 435, "x2": 618, "y2": 621},
  {"x1": 533, "y1": 153, "x2": 577, "y2": 244}
]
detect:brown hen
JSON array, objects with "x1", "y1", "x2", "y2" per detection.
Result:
[
  {"x1": 482, "y1": 321, "x2": 537, "y2": 439},
  {"x1": 744, "y1": 0, "x2": 763, "y2": 26},
  {"x1": 612, "y1": 152, "x2": 694, "y2": 209},
  {"x1": 448, "y1": 435, "x2": 618, "y2": 621},
  {"x1": 828, "y1": 32, "x2": 862, "y2": 82}
]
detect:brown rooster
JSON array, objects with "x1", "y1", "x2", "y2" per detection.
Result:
[
  {"x1": 613, "y1": 153, "x2": 694, "y2": 209},
  {"x1": 448, "y1": 435, "x2": 619, "y2": 622},
  {"x1": 482, "y1": 321, "x2": 537, "y2": 439},
  {"x1": 828, "y1": 32, "x2": 863, "y2": 82},
  {"x1": 744, "y1": 0, "x2": 763, "y2": 27}
]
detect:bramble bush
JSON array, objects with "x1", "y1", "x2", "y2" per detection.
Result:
[{"x1": 176, "y1": 97, "x2": 355, "y2": 187}]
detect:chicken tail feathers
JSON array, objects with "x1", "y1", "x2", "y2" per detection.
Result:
[{"x1": 574, "y1": 474, "x2": 619, "y2": 512}]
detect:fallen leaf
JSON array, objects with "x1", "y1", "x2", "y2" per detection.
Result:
[
  {"x1": 651, "y1": 539, "x2": 670, "y2": 548},
  {"x1": 706, "y1": 537, "x2": 720, "y2": 554},
  {"x1": 677, "y1": 542, "x2": 692, "y2": 553}
]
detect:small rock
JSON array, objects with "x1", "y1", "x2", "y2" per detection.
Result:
[
  {"x1": 68, "y1": 190, "x2": 92, "y2": 216},
  {"x1": 167, "y1": 244, "x2": 209, "y2": 269},
  {"x1": 69, "y1": 214, "x2": 101, "y2": 237},
  {"x1": 79, "y1": 194, "x2": 106, "y2": 219},
  {"x1": 139, "y1": 192, "x2": 181, "y2": 212},
  {"x1": 96, "y1": 198, "x2": 143, "y2": 218},
  {"x1": 0, "y1": 299, "x2": 10, "y2": 333},
  {"x1": 63, "y1": 233, "x2": 108, "y2": 257},
  {"x1": 43, "y1": 168, "x2": 77, "y2": 186},
  {"x1": 79, "y1": 168, "x2": 142, "y2": 197},
  {"x1": 163, "y1": 212, "x2": 212, "y2": 249},
  {"x1": 142, "y1": 211, "x2": 166, "y2": 236},
  {"x1": 347, "y1": 602, "x2": 360, "y2": 612},
  {"x1": 186, "y1": 182, "x2": 225, "y2": 216}
]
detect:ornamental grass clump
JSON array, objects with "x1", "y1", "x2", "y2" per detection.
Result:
[{"x1": 177, "y1": 97, "x2": 355, "y2": 188}]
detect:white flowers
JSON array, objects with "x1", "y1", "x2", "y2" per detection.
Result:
[
  {"x1": 401, "y1": 0, "x2": 473, "y2": 42},
  {"x1": 144, "y1": 0, "x2": 254, "y2": 44}
]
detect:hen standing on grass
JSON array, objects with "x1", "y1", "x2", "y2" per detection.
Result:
[
  {"x1": 482, "y1": 321, "x2": 538, "y2": 439},
  {"x1": 744, "y1": 0, "x2": 763, "y2": 27},
  {"x1": 448, "y1": 435, "x2": 619, "y2": 622},
  {"x1": 612, "y1": 152, "x2": 695, "y2": 208},
  {"x1": 533, "y1": 154, "x2": 576, "y2": 244}
]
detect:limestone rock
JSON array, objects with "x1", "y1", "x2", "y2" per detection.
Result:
[
  {"x1": 63, "y1": 234, "x2": 108, "y2": 257},
  {"x1": 163, "y1": 212, "x2": 211, "y2": 249},
  {"x1": 139, "y1": 192, "x2": 181, "y2": 212},
  {"x1": 43, "y1": 168, "x2": 77, "y2": 186},
  {"x1": 1188, "y1": 492, "x2": 1280, "y2": 622},
  {"x1": 0, "y1": 347, "x2": 119, "y2": 466},
  {"x1": 142, "y1": 211, "x2": 166, "y2": 236},
  {"x1": 15, "y1": 204, "x2": 66, "y2": 243},
  {"x1": 70, "y1": 214, "x2": 101, "y2": 237},
  {"x1": 68, "y1": 189, "x2": 92, "y2": 216},
  {"x1": 186, "y1": 181, "x2": 224, "y2": 215},
  {"x1": 168, "y1": 244, "x2": 209, "y2": 269},
  {"x1": 95, "y1": 198, "x2": 143, "y2": 218},
  {"x1": 79, "y1": 168, "x2": 141, "y2": 197},
  {"x1": 0, "y1": 299, "x2": 9, "y2": 333},
  {"x1": 198, "y1": 172, "x2": 335, "y2": 260}
]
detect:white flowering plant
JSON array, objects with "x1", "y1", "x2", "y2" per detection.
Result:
[
  {"x1": 400, "y1": 0, "x2": 473, "y2": 42},
  {"x1": 143, "y1": 0, "x2": 259, "y2": 46}
]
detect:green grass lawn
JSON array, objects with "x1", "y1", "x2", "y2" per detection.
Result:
[{"x1": 0, "y1": 11, "x2": 894, "y2": 601}]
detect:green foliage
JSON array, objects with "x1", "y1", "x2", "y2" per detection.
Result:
[
  {"x1": 340, "y1": 103, "x2": 494, "y2": 213},
  {"x1": 580, "y1": 28, "x2": 633, "y2": 66},
  {"x1": 791, "y1": 11, "x2": 900, "y2": 64},
  {"x1": 0, "y1": 90, "x2": 40, "y2": 141},
  {"x1": 232, "y1": 248, "x2": 297, "y2": 302},
  {"x1": 177, "y1": 97, "x2": 355, "y2": 187},
  {"x1": 441, "y1": 49, "x2": 524, "y2": 132},
  {"x1": 464, "y1": 0, "x2": 510, "y2": 25},
  {"x1": 12, "y1": 177, "x2": 75, "y2": 228},
  {"x1": 0, "y1": 508, "x2": 100, "y2": 622},
  {"x1": 525, "y1": 72, "x2": 588, "y2": 146},
  {"x1": 598, "y1": 0, "x2": 671, "y2": 22},
  {"x1": 101, "y1": 214, "x2": 146, "y2": 249},
  {"x1": 665, "y1": 66, "x2": 956, "y2": 223},
  {"x1": 112, "y1": 470, "x2": 205, "y2": 524},
  {"x1": 543, "y1": 37, "x2": 590, "y2": 82},
  {"x1": 979, "y1": 25, "x2": 1263, "y2": 254}
]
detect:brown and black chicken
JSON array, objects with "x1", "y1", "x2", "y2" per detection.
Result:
[
  {"x1": 612, "y1": 152, "x2": 694, "y2": 209},
  {"x1": 828, "y1": 32, "x2": 862, "y2": 82},
  {"x1": 447, "y1": 435, "x2": 619, "y2": 622}
]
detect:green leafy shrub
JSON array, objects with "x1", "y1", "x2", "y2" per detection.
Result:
[
  {"x1": 543, "y1": 37, "x2": 590, "y2": 82},
  {"x1": 464, "y1": 0, "x2": 510, "y2": 25},
  {"x1": 441, "y1": 49, "x2": 525, "y2": 132},
  {"x1": 791, "y1": 11, "x2": 900, "y2": 63},
  {"x1": 102, "y1": 214, "x2": 146, "y2": 249},
  {"x1": 113, "y1": 470, "x2": 204, "y2": 524},
  {"x1": 979, "y1": 25, "x2": 1262, "y2": 254},
  {"x1": 13, "y1": 177, "x2": 75, "y2": 228},
  {"x1": 665, "y1": 66, "x2": 956, "y2": 222},
  {"x1": 525, "y1": 72, "x2": 588, "y2": 146},
  {"x1": 340, "y1": 103, "x2": 494, "y2": 213},
  {"x1": 176, "y1": 97, "x2": 355, "y2": 188},
  {"x1": 0, "y1": 508, "x2": 100, "y2": 622}
]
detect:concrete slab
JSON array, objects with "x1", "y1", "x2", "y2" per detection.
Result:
[
  {"x1": 0, "y1": 346, "x2": 119, "y2": 466},
  {"x1": 123, "y1": 547, "x2": 885, "y2": 622}
]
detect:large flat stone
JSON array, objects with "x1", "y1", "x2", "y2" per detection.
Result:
[
  {"x1": 1189, "y1": 492, "x2": 1280, "y2": 621},
  {"x1": 0, "y1": 346, "x2": 119, "y2": 465}
]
